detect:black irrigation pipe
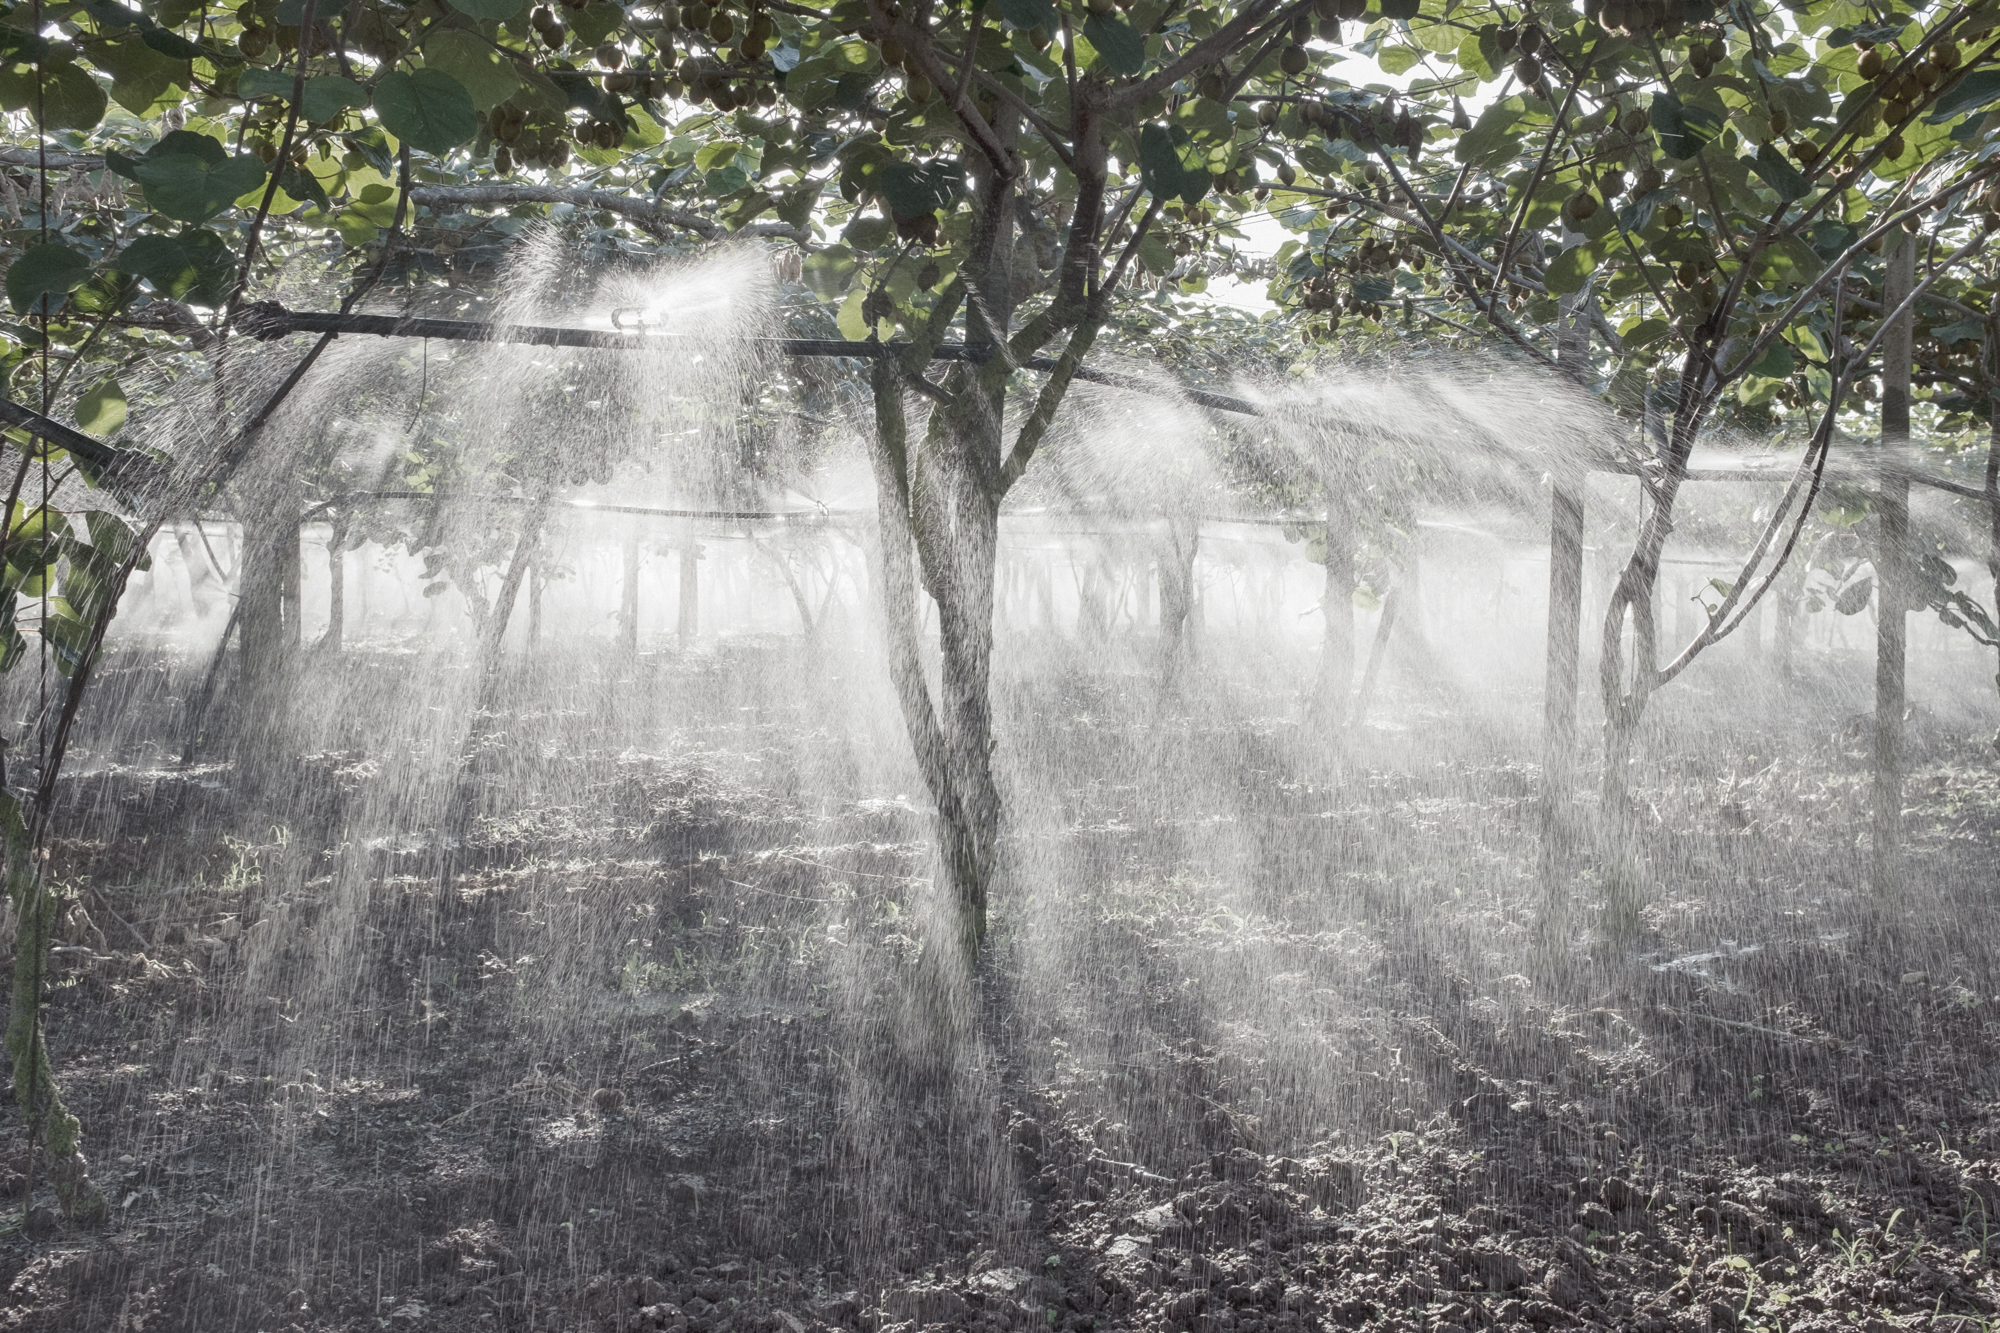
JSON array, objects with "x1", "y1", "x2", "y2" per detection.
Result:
[
  {"x1": 0, "y1": 398, "x2": 170, "y2": 495},
  {"x1": 238, "y1": 301, "x2": 1269, "y2": 418}
]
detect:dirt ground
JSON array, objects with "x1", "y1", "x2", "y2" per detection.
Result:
[{"x1": 3, "y1": 640, "x2": 2000, "y2": 1333}]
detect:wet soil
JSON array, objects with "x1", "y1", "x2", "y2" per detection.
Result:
[{"x1": 2, "y1": 643, "x2": 1999, "y2": 1333}]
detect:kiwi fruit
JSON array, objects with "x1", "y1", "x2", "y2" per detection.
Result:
[
  {"x1": 1564, "y1": 190, "x2": 1600, "y2": 221},
  {"x1": 1281, "y1": 44, "x2": 1309, "y2": 75}
]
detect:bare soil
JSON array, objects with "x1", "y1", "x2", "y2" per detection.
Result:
[{"x1": 3, "y1": 641, "x2": 1999, "y2": 1333}]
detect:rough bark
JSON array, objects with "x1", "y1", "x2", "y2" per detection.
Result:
[
  {"x1": 1155, "y1": 510, "x2": 1201, "y2": 690},
  {"x1": 620, "y1": 533, "x2": 641, "y2": 655},
  {"x1": 1873, "y1": 233, "x2": 1914, "y2": 898},
  {"x1": 318, "y1": 513, "x2": 346, "y2": 654},
  {"x1": 1539, "y1": 290, "x2": 1590, "y2": 961}
]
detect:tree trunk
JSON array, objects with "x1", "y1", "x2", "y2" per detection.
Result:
[
  {"x1": 865, "y1": 360, "x2": 996, "y2": 974},
  {"x1": 1155, "y1": 510, "x2": 1200, "y2": 690},
  {"x1": 1350, "y1": 580, "x2": 1401, "y2": 727},
  {"x1": 1540, "y1": 288, "x2": 1590, "y2": 963},
  {"x1": 620, "y1": 532, "x2": 641, "y2": 655},
  {"x1": 1775, "y1": 586, "x2": 1795, "y2": 683},
  {"x1": 1539, "y1": 480, "x2": 1586, "y2": 915},
  {"x1": 318, "y1": 513, "x2": 345, "y2": 654},
  {"x1": 528, "y1": 560, "x2": 543, "y2": 647},
  {"x1": 236, "y1": 496, "x2": 300, "y2": 756},
  {"x1": 1873, "y1": 232, "x2": 1914, "y2": 898},
  {"x1": 1598, "y1": 475, "x2": 1666, "y2": 948}
]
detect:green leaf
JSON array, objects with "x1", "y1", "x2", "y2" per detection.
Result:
[
  {"x1": 876, "y1": 159, "x2": 963, "y2": 219},
  {"x1": 422, "y1": 28, "x2": 520, "y2": 111},
  {"x1": 115, "y1": 228, "x2": 238, "y2": 303},
  {"x1": 1619, "y1": 317, "x2": 1671, "y2": 349},
  {"x1": 1931, "y1": 316, "x2": 1985, "y2": 346},
  {"x1": 843, "y1": 213, "x2": 893, "y2": 250},
  {"x1": 33, "y1": 62, "x2": 108, "y2": 131},
  {"x1": 279, "y1": 163, "x2": 331, "y2": 210},
  {"x1": 6, "y1": 243, "x2": 90, "y2": 315},
  {"x1": 372, "y1": 67, "x2": 480, "y2": 155},
  {"x1": 74, "y1": 378, "x2": 126, "y2": 437},
  {"x1": 138, "y1": 26, "x2": 208, "y2": 60},
  {"x1": 1545, "y1": 243, "x2": 1597, "y2": 296},
  {"x1": 1139, "y1": 123, "x2": 1210, "y2": 207},
  {"x1": 1649, "y1": 92, "x2": 1721, "y2": 160},
  {"x1": 993, "y1": 0, "x2": 1057, "y2": 31},
  {"x1": 445, "y1": 0, "x2": 524, "y2": 17},
  {"x1": 1743, "y1": 341, "x2": 1794, "y2": 379},
  {"x1": 133, "y1": 150, "x2": 267, "y2": 222},
  {"x1": 1926, "y1": 69, "x2": 2000, "y2": 123},
  {"x1": 89, "y1": 33, "x2": 188, "y2": 116},
  {"x1": 302, "y1": 74, "x2": 367, "y2": 123},
  {"x1": 1749, "y1": 144, "x2": 1809, "y2": 202},
  {"x1": 568, "y1": 2, "x2": 624, "y2": 47},
  {"x1": 1082, "y1": 12, "x2": 1145, "y2": 75},
  {"x1": 1377, "y1": 44, "x2": 1422, "y2": 74},
  {"x1": 1455, "y1": 30, "x2": 1494, "y2": 81},
  {"x1": 237, "y1": 66, "x2": 295, "y2": 100},
  {"x1": 1455, "y1": 96, "x2": 1523, "y2": 168},
  {"x1": 835, "y1": 283, "x2": 871, "y2": 340},
  {"x1": 545, "y1": 68, "x2": 618, "y2": 117}
]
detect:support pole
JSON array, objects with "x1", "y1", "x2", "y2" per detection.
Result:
[
  {"x1": 1874, "y1": 231, "x2": 1915, "y2": 899},
  {"x1": 678, "y1": 538, "x2": 701, "y2": 644}
]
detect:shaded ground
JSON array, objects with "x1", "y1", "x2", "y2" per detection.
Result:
[{"x1": 1, "y1": 640, "x2": 1998, "y2": 1332}]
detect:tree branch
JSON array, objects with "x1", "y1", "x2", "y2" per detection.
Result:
[{"x1": 1105, "y1": 0, "x2": 1291, "y2": 111}]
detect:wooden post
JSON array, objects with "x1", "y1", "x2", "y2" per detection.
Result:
[
  {"x1": 677, "y1": 538, "x2": 701, "y2": 643},
  {"x1": 1874, "y1": 231, "x2": 1915, "y2": 898},
  {"x1": 320, "y1": 513, "x2": 345, "y2": 654},
  {"x1": 620, "y1": 532, "x2": 641, "y2": 654},
  {"x1": 1318, "y1": 492, "x2": 1356, "y2": 720},
  {"x1": 1539, "y1": 287, "x2": 1589, "y2": 933}
]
